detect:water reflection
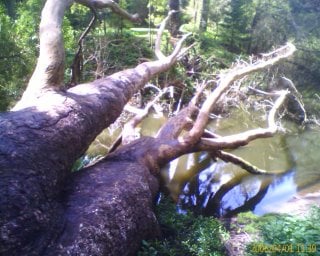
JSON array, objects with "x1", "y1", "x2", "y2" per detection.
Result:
[
  {"x1": 90, "y1": 108, "x2": 320, "y2": 216},
  {"x1": 176, "y1": 157, "x2": 296, "y2": 217},
  {"x1": 254, "y1": 170, "x2": 297, "y2": 215},
  {"x1": 161, "y1": 110, "x2": 320, "y2": 217}
]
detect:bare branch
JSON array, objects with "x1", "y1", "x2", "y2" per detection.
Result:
[
  {"x1": 70, "y1": 8, "x2": 98, "y2": 86},
  {"x1": 213, "y1": 150, "x2": 285, "y2": 175},
  {"x1": 76, "y1": 0, "x2": 140, "y2": 22},
  {"x1": 156, "y1": 80, "x2": 208, "y2": 140},
  {"x1": 184, "y1": 43, "x2": 296, "y2": 143},
  {"x1": 155, "y1": 11, "x2": 192, "y2": 61},
  {"x1": 198, "y1": 90, "x2": 288, "y2": 150},
  {"x1": 122, "y1": 88, "x2": 169, "y2": 145}
]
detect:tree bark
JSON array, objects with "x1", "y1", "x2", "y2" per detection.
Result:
[
  {"x1": 168, "y1": 0, "x2": 180, "y2": 37},
  {"x1": 0, "y1": 1, "x2": 188, "y2": 255},
  {"x1": 0, "y1": 0, "x2": 296, "y2": 255},
  {"x1": 199, "y1": 0, "x2": 210, "y2": 32}
]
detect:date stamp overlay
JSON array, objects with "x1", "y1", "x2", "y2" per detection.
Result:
[{"x1": 251, "y1": 243, "x2": 317, "y2": 254}]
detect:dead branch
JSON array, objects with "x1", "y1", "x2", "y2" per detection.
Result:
[
  {"x1": 14, "y1": 0, "x2": 141, "y2": 110},
  {"x1": 70, "y1": 8, "x2": 97, "y2": 86},
  {"x1": 155, "y1": 11, "x2": 192, "y2": 61},
  {"x1": 213, "y1": 150, "x2": 284, "y2": 175},
  {"x1": 156, "y1": 80, "x2": 209, "y2": 140},
  {"x1": 150, "y1": 44, "x2": 295, "y2": 177},
  {"x1": 184, "y1": 43, "x2": 296, "y2": 143},
  {"x1": 198, "y1": 90, "x2": 288, "y2": 150},
  {"x1": 75, "y1": 0, "x2": 140, "y2": 22},
  {"x1": 122, "y1": 88, "x2": 170, "y2": 145},
  {"x1": 109, "y1": 87, "x2": 170, "y2": 153}
]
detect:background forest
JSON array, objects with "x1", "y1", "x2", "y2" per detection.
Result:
[{"x1": 0, "y1": 0, "x2": 320, "y2": 116}]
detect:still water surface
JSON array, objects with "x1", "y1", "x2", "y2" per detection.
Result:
[
  {"x1": 90, "y1": 109, "x2": 320, "y2": 216},
  {"x1": 153, "y1": 110, "x2": 320, "y2": 217}
]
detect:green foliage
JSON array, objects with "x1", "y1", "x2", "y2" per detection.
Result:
[
  {"x1": 66, "y1": 4, "x2": 92, "y2": 32},
  {"x1": 15, "y1": 0, "x2": 43, "y2": 62},
  {"x1": 237, "y1": 207, "x2": 320, "y2": 256},
  {"x1": 0, "y1": 5, "x2": 30, "y2": 110},
  {"x1": 138, "y1": 197, "x2": 229, "y2": 256},
  {"x1": 284, "y1": 0, "x2": 320, "y2": 92},
  {"x1": 127, "y1": 0, "x2": 149, "y2": 23},
  {"x1": 147, "y1": 0, "x2": 167, "y2": 25},
  {"x1": 248, "y1": 0, "x2": 292, "y2": 54},
  {"x1": 81, "y1": 30, "x2": 153, "y2": 81},
  {"x1": 220, "y1": 0, "x2": 255, "y2": 53}
]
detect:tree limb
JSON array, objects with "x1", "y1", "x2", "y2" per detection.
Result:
[
  {"x1": 122, "y1": 87, "x2": 170, "y2": 145},
  {"x1": 184, "y1": 43, "x2": 296, "y2": 143},
  {"x1": 20, "y1": 0, "x2": 73, "y2": 100},
  {"x1": 76, "y1": 0, "x2": 140, "y2": 22},
  {"x1": 14, "y1": 0, "x2": 141, "y2": 109},
  {"x1": 212, "y1": 150, "x2": 285, "y2": 175},
  {"x1": 156, "y1": 80, "x2": 207, "y2": 140},
  {"x1": 198, "y1": 90, "x2": 288, "y2": 150},
  {"x1": 155, "y1": 10, "x2": 192, "y2": 61}
]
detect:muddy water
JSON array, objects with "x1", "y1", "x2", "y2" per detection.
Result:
[{"x1": 159, "y1": 109, "x2": 320, "y2": 217}]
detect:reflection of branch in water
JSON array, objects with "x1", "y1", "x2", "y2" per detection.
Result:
[
  {"x1": 202, "y1": 173, "x2": 249, "y2": 217},
  {"x1": 181, "y1": 167, "x2": 275, "y2": 217},
  {"x1": 223, "y1": 179, "x2": 272, "y2": 217},
  {"x1": 209, "y1": 176, "x2": 273, "y2": 217},
  {"x1": 168, "y1": 153, "x2": 212, "y2": 201},
  {"x1": 213, "y1": 151, "x2": 287, "y2": 175}
]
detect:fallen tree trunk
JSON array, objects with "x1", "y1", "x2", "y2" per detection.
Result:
[
  {"x1": 0, "y1": 0, "x2": 296, "y2": 255},
  {"x1": 0, "y1": 2, "x2": 188, "y2": 255}
]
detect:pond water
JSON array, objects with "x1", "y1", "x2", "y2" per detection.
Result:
[
  {"x1": 89, "y1": 109, "x2": 320, "y2": 217},
  {"x1": 156, "y1": 109, "x2": 320, "y2": 217}
]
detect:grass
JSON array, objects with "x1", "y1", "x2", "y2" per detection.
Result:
[
  {"x1": 138, "y1": 196, "x2": 229, "y2": 256},
  {"x1": 138, "y1": 195, "x2": 320, "y2": 256},
  {"x1": 237, "y1": 207, "x2": 320, "y2": 256}
]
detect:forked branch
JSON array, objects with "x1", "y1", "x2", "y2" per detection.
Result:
[
  {"x1": 150, "y1": 43, "x2": 295, "y2": 175},
  {"x1": 198, "y1": 90, "x2": 288, "y2": 150},
  {"x1": 155, "y1": 11, "x2": 192, "y2": 62},
  {"x1": 185, "y1": 43, "x2": 296, "y2": 143},
  {"x1": 15, "y1": 0, "x2": 140, "y2": 109}
]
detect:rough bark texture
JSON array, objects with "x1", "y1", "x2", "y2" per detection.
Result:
[
  {"x1": 0, "y1": 63, "x2": 183, "y2": 255},
  {"x1": 46, "y1": 159, "x2": 159, "y2": 256}
]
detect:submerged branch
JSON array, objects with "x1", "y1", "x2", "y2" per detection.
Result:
[{"x1": 213, "y1": 150, "x2": 286, "y2": 175}]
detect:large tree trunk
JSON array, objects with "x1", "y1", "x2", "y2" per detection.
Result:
[
  {"x1": 0, "y1": 0, "x2": 296, "y2": 255},
  {"x1": 0, "y1": 1, "x2": 187, "y2": 255}
]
